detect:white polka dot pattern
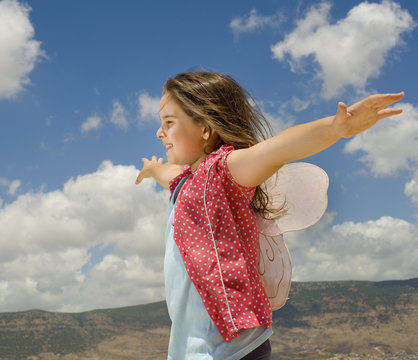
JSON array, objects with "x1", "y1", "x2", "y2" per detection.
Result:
[{"x1": 168, "y1": 145, "x2": 272, "y2": 342}]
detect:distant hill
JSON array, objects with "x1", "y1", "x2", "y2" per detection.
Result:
[{"x1": 0, "y1": 278, "x2": 417, "y2": 360}]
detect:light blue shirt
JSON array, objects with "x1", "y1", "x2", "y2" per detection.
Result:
[{"x1": 164, "y1": 175, "x2": 272, "y2": 360}]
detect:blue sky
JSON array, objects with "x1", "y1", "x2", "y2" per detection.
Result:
[{"x1": 0, "y1": 0, "x2": 417, "y2": 312}]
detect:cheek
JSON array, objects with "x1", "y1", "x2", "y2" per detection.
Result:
[
  {"x1": 172, "y1": 127, "x2": 202, "y2": 149},
  {"x1": 169, "y1": 128, "x2": 186, "y2": 146}
]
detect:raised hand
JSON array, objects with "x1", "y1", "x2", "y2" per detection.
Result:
[
  {"x1": 135, "y1": 156, "x2": 164, "y2": 184},
  {"x1": 332, "y1": 92, "x2": 404, "y2": 138}
]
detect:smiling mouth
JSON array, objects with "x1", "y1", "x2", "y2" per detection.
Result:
[{"x1": 165, "y1": 144, "x2": 173, "y2": 152}]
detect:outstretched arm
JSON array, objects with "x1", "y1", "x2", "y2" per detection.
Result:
[
  {"x1": 227, "y1": 92, "x2": 404, "y2": 188},
  {"x1": 135, "y1": 156, "x2": 183, "y2": 190}
]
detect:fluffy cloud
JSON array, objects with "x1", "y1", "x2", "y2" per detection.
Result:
[
  {"x1": 138, "y1": 92, "x2": 160, "y2": 124},
  {"x1": 110, "y1": 100, "x2": 128, "y2": 130},
  {"x1": 285, "y1": 213, "x2": 418, "y2": 282},
  {"x1": 229, "y1": 9, "x2": 283, "y2": 37},
  {"x1": 73, "y1": 92, "x2": 159, "y2": 136},
  {"x1": 1, "y1": 161, "x2": 416, "y2": 313},
  {"x1": 344, "y1": 102, "x2": 418, "y2": 176},
  {"x1": 81, "y1": 115, "x2": 102, "y2": 134},
  {"x1": 271, "y1": 1, "x2": 415, "y2": 99},
  {"x1": 0, "y1": 177, "x2": 22, "y2": 196},
  {"x1": 7, "y1": 179, "x2": 21, "y2": 195},
  {"x1": 257, "y1": 104, "x2": 295, "y2": 134},
  {"x1": 0, "y1": 161, "x2": 169, "y2": 312},
  {"x1": 405, "y1": 171, "x2": 418, "y2": 208},
  {"x1": 0, "y1": 0, "x2": 44, "y2": 98}
]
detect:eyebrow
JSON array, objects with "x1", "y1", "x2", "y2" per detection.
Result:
[{"x1": 161, "y1": 114, "x2": 176, "y2": 120}]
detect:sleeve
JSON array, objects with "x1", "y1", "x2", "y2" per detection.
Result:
[
  {"x1": 216, "y1": 146, "x2": 256, "y2": 203},
  {"x1": 168, "y1": 165, "x2": 191, "y2": 198}
]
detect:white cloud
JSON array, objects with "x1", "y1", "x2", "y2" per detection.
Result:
[
  {"x1": 110, "y1": 100, "x2": 128, "y2": 130},
  {"x1": 0, "y1": 0, "x2": 44, "y2": 99},
  {"x1": 271, "y1": 1, "x2": 415, "y2": 99},
  {"x1": 0, "y1": 177, "x2": 22, "y2": 196},
  {"x1": 230, "y1": 9, "x2": 283, "y2": 36},
  {"x1": 138, "y1": 92, "x2": 160, "y2": 124},
  {"x1": 405, "y1": 171, "x2": 418, "y2": 208},
  {"x1": 63, "y1": 132, "x2": 75, "y2": 144},
  {"x1": 262, "y1": 106, "x2": 295, "y2": 134},
  {"x1": 344, "y1": 103, "x2": 418, "y2": 176},
  {"x1": 61, "y1": 253, "x2": 164, "y2": 312},
  {"x1": 249, "y1": 98, "x2": 295, "y2": 134},
  {"x1": 285, "y1": 212, "x2": 418, "y2": 282},
  {"x1": 81, "y1": 115, "x2": 102, "y2": 134},
  {"x1": 1, "y1": 161, "x2": 416, "y2": 312},
  {"x1": 7, "y1": 179, "x2": 21, "y2": 195},
  {"x1": 0, "y1": 161, "x2": 169, "y2": 312},
  {"x1": 288, "y1": 96, "x2": 310, "y2": 112}
]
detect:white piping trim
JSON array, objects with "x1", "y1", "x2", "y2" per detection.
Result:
[{"x1": 204, "y1": 162, "x2": 239, "y2": 333}]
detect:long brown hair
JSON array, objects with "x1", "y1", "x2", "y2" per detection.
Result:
[{"x1": 163, "y1": 71, "x2": 284, "y2": 218}]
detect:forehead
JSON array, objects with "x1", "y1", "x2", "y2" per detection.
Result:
[{"x1": 159, "y1": 93, "x2": 176, "y2": 114}]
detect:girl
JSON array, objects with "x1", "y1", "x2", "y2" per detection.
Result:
[{"x1": 135, "y1": 72, "x2": 404, "y2": 360}]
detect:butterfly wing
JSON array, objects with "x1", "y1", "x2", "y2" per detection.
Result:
[
  {"x1": 256, "y1": 215, "x2": 292, "y2": 310},
  {"x1": 267, "y1": 162, "x2": 329, "y2": 233},
  {"x1": 256, "y1": 163, "x2": 329, "y2": 310}
]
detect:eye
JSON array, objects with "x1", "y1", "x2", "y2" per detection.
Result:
[{"x1": 160, "y1": 118, "x2": 174, "y2": 130}]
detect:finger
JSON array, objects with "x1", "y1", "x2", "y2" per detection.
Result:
[
  {"x1": 377, "y1": 107, "x2": 403, "y2": 121},
  {"x1": 386, "y1": 91, "x2": 404, "y2": 100},
  {"x1": 151, "y1": 155, "x2": 157, "y2": 162},
  {"x1": 370, "y1": 92, "x2": 405, "y2": 110},
  {"x1": 338, "y1": 102, "x2": 347, "y2": 111},
  {"x1": 383, "y1": 92, "x2": 405, "y2": 109},
  {"x1": 135, "y1": 173, "x2": 143, "y2": 184},
  {"x1": 336, "y1": 102, "x2": 347, "y2": 119},
  {"x1": 158, "y1": 157, "x2": 164, "y2": 164},
  {"x1": 140, "y1": 157, "x2": 149, "y2": 168},
  {"x1": 136, "y1": 159, "x2": 148, "y2": 184}
]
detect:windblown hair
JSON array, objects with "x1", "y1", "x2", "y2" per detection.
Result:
[{"x1": 163, "y1": 71, "x2": 285, "y2": 219}]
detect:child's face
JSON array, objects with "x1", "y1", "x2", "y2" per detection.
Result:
[{"x1": 157, "y1": 94, "x2": 208, "y2": 171}]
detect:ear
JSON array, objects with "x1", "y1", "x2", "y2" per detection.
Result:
[{"x1": 202, "y1": 126, "x2": 211, "y2": 140}]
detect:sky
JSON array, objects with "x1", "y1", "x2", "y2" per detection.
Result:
[{"x1": 0, "y1": 0, "x2": 417, "y2": 313}]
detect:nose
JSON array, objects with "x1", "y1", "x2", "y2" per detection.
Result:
[{"x1": 156, "y1": 126, "x2": 164, "y2": 139}]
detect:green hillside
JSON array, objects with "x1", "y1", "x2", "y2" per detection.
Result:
[
  {"x1": 0, "y1": 301, "x2": 170, "y2": 359},
  {"x1": 273, "y1": 278, "x2": 418, "y2": 327},
  {"x1": 0, "y1": 278, "x2": 416, "y2": 359}
]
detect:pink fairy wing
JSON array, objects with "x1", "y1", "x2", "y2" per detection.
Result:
[
  {"x1": 268, "y1": 162, "x2": 329, "y2": 233},
  {"x1": 256, "y1": 163, "x2": 329, "y2": 310},
  {"x1": 256, "y1": 215, "x2": 292, "y2": 310}
]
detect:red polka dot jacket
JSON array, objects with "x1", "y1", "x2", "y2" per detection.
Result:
[{"x1": 168, "y1": 145, "x2": 272, "y2": 342}]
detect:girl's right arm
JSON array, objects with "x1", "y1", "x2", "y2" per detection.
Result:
[
  {"x1": 227, "y1": 92, "x2": 404, "y2": 188},
  {"x1": 134, "y1": 156, "x2": 183, "y2": 190}
]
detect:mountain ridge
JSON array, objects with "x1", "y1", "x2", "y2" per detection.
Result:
[{"x1": 0, "y1": 278, "x2": 417, "y2": 360}]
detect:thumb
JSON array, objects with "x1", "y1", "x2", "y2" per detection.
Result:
[
  {"x1": 135, "y1": 158, "x2": 147, "y2": 184},
  {"x1": 135, "y1": 172, "x2": 143, "y2": 184},
  {"x1": 336, "y1": 102, "x2": 347, "y2": 118}
]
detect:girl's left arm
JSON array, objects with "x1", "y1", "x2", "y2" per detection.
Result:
[
  {"x1": 227, "y1": 92, "x2": 404, "y2": 188},
  {"x1": 135, "y1": 156, "x2": 183, "y2": 189}
]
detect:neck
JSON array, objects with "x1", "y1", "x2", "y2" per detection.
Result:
[{"x1": 190, "y1": 153, "x2": 208, "y2": 172}]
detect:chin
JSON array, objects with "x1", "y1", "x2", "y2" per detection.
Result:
[{"x1": 166, "y1": 157, "x2": 182, "y2": 165}]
